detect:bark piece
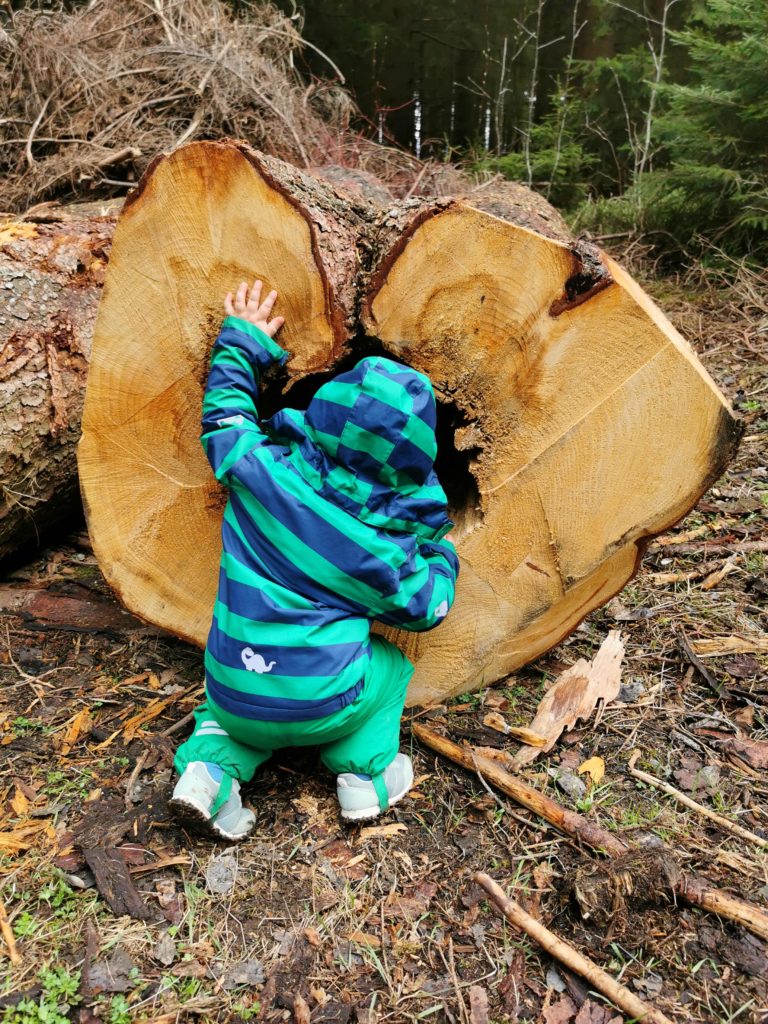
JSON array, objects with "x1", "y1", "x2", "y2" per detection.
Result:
[
  {"x1": 0, "y1": 583, "x2": 146, "y2": 632},
  {"x1": 83, "y1": 847, "x2": 157, "y2": 920},
  {"x1": 0, "y1": 204, "x2": 118, "y2": 559},
  {"x1": 511, "y1": 631, "x2": 625, "y2": 768}
]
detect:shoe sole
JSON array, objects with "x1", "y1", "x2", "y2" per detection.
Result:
[
  {"x1": 340, "y1": 763, "x2": 414, "y2": 822},
  {"x1": 169, "y1": 795, "x2": 252, "y2": 842}
]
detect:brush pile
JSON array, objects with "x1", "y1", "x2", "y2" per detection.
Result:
[{"x1": 0, "y1": 0, "x2": 464, "y2": 212}]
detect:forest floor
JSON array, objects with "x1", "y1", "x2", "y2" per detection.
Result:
[{"x1": 0, "y1": 258, "x2": 766, "y2": 1024}]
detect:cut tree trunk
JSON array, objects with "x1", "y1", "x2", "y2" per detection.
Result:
[
  {"x1": 77, "y1": 141, "x2": 739, "y2": 704},
  {"x1": 0, "y1": 202, "x2": 118, "y2": 559}
]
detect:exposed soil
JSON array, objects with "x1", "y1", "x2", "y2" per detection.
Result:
[{"x1": 0, "y1": 261, "x2": 766, "y2": 1024}]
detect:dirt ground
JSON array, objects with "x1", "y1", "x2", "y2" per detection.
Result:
[{"x1": 0, "y1": 259, "x2": 766, "y2": 1024}]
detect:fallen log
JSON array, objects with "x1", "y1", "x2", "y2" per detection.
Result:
[
  {"x1": 0, "y1": 202, "x2": 119, "y2": 559},
  {"x1": 414, "y1": 723, "x2": 768, "y2": 942},
  {"x1": 0, "y1": 583, "x2": 148, "y2": 633},
  {"x1": 77, "y1": 140, "x2": 740, "y2": 702}
]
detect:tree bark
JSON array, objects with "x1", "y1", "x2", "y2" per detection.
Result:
[
  {"x1": 0, "y1": 202, "x2": 118, "y2": 559},
  {"x1": 71, "y1": 141, "x2": 739, "y2": 704}
]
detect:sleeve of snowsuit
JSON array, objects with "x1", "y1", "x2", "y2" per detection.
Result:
[
  {"x1": 201, "y1": 315, "x2": 289, "y2": 486},
  {"x1": 373, "y1": 537, "x2": 459, "y2": 632}
]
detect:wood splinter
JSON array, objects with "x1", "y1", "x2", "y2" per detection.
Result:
[
  {"x1": 0, "y1": 894, "x2": 22, "y2": 965},
  {"x1": 474, "y1": 872, "x2": 674, "y2": 1024}
]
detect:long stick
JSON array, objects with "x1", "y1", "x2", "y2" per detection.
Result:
[
  {"x1": 628, "y1": 752, "x2": 768, "y2": 850},
  {"x1": 0, "y1": 894, "x2": 21, "y2": 965},
  {"x1": 474, "y1": 872, "x2": 674, "y2": 1024},
  {"x1": 413, "y1": 724, "x2": 768, "y2": 941}
]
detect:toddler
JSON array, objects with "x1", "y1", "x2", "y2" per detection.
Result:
[{"x1": 170, "y1": 280, "x2": 459, "y2": 839}]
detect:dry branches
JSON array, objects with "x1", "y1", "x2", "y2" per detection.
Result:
[
  {"x1": 0, "y1": 0, "x2": 471, "y2": 212},
  {"x1": 474, "y1": 872, "x2": 675, "y2": 1024}
]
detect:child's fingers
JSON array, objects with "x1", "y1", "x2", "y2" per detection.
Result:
[
  {"x1": 264, "y1": 315, "x2": 285, "y2": 337},
  {"x1": 247, "y1": 280, "x2": 263, "y2": 309},
  {"x1": 224, "y1": 292, "x2": 235, "y2": 316},
  {"x1": 257, "y1": 289, "x2": 278, "y2": 319},
  {"x1": 234, "y1": 280, "x2": 248, "y2": 312}
]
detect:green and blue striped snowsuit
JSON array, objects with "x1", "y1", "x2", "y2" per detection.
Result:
[{"x1": 174, "y1": 316, "x2": 459, "y2": 795}]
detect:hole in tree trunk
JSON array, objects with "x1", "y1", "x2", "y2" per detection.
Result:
[{"x1": 258, "y1": 334, "x2": 483, "y2": 533}]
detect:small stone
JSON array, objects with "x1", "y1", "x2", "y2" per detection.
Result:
[
  {"x1": 211, "y1": 959, "x2": 265, "y2": 990},
  {"x1": 633, "y1": 972, "x2": 663, "y2": 998},
  {"x1": 154, "y1": 930, "x2": 176, "y2": 966},
  {"x1": 617, "y1": 679, "x2": 646, "y2": 703},
  {"x1": 548, "y1": 767, "x2": 587, "y2": 802},
  {"x1": 205, "y1": 852, "x2": 238, "y2": 895},
  {"x1": 546, "y1": 966, "x2": 566, "y2": 992},
  {"x1": 698, "y1": 765, "x2": 721, "y2": 791}
]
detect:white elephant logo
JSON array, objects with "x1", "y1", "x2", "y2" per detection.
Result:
[
  {"x1": 434, "y1": 600, "x2": 449, "y2": 620},
  {"x1": 241, "y1": 648, "x2": 276, "y2": 673}
]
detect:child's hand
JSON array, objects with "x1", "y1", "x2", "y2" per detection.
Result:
[{"x1": 225, "y1": 280, "x2": 285, "y2": 338}]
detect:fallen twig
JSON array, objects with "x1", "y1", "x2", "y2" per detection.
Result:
[
  {"x1": 413, "y1": 724, "x2": 768, "y2": 941},
  {"x1": 124, "y1": 748, "x2": 150, "y2": 809},
  {"x1": 678, "y1": 630, "x2": 722, "y2": 696},
  {"x1": 161, "y1": 709, "x2": 195, "y2": 736},
  {"x1": 473, "y1": 872, "x2": 674, "y2": 1024},
  {"x1": 628, "y1": 751, "x2": 768, "y2": 850}
]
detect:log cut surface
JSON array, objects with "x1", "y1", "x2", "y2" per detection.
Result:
[
  {"x1": 363, "y1": 200, "x2": 741, "y2": 702},
  {"x1": 79, "y1": 142, "x2": 367, "y2": 646},
  {"x1": 78, "y1": 141, "x2": 739, "y2": 704}
]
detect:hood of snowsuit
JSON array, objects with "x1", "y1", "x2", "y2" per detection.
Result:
[{"x1": 265, "y1": 356, "x2": 453, "y2": 542}]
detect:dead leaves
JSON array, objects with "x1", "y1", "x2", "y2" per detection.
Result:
[
  {"x1": 512, "y1": 631, "x2": 625, "y2": 769},
  {"x1": 544, "y1": 997, "x2": 622, "y2": 1024},
  {"x1": 692, "y1": 727, "x2": 768, "y2": 770},
  {"x1": 577, "y1": 757, "x2": 605, "y2": 786}
]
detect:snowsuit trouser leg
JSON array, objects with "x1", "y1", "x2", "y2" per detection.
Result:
[
  {"x1": 173, "y1": 703, "x2": 271, "y2": 783},
  {"x1": 173, "y1": 636, "x2": 413, "y2": 788},
  {"x1": 319, "y1": 635, "x2": 413, "y2": 778}
]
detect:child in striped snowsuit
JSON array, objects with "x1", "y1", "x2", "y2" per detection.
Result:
[{"x1": 171, "y1": 281, "x2": 459, "y2": 839}]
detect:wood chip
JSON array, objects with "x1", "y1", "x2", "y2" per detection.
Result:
[
  {"x1": 691, "y1": 636, "x2": 768, "y2": 657},
  {"x1": 293, "y1": 992, "x2": 311, "y2": 1024},
  {"x1": 55, "y1": 707, "x2": 92, "y2": 756},
  {"x1": 358, "y1": 822, "x2": 407, "y2": 842},
  {"x1": 482, "y1": 712, "x2": 547, "y2": 745}
]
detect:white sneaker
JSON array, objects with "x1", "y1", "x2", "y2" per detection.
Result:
[
  {"x1": 337, "y1": 753, "x2": 414, "y2": 822},
  {"x1": 170, "y1": 761, "x2": 255, "y2": 841}
]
